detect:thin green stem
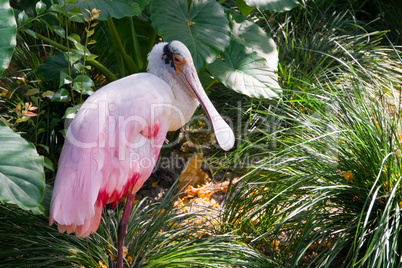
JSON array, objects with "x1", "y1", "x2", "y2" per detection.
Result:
[
  {"x1": 34, "y1": 98, "x2": 40, "y2": 147},
  {"x1": 205, "y1": 79, "x2": 218, "y2": 91},
  {"x1": 33, "y1": 32, "x2": 118, "y2": 81},
  {"x1": 33, "y1": 32, "x2": 67, "y2": 51},
  {"x1": 107, "y1": 18, "x2": 138, "y2": 74},
  {"x1": 104, "y1": 21, "x2": 125, "y2": 77},
  {"x1": 129, "y1": 18, "x2": 143, "y2": 70},
  {"x1": 145, "y1": 29, "x2": 157, "y2": 67},
  {"x1": 86, "y1": 59, "x2": 118, "y2": 81}
]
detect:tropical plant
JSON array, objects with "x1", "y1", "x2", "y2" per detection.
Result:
[
  {"x1": 0, "y1": 179, "x2": 276, "y2": 267},
  {"x1": 218, "y1": 0, "x2": 402, "y2": 266},
  {"x1": 1, "y1": 0, "x2": 297, "y2": 212},
  {"x1": 1, "y1": 0, "x2": 401, "y2": 267},
  {"x1": 0, "y1": 0, "x2": 294, "y2": 266}
]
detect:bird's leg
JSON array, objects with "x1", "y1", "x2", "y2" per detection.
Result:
[
  {"x1": 117, "y1": 193, "x2": 136, "y2": 268},
  {"x1": 108, "y1": 255, "x2": 115, "y2": 268}
]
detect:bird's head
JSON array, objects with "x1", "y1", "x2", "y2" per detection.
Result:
[
  {"x1": 147, "y1": 40, "x2": 235, "y2": 151},
  {"x1": 161, "y1": 41, "x2": 193, "y2": 77},
  {"x1": 147, "y1": 41, "x2": 198, "y2": 96}
]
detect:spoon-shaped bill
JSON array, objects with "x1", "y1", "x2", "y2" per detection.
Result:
[{"x1": 178, "y1": 63, "x2": 235, "y2": 151}]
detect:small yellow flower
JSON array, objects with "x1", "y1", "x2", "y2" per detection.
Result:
[
  {"x1": 151, "y1": 181, "x2": 158, "y2": 188},
  {"x1": 98, "y1": 260, "x2": 107, "y2": 268},
  {"x1": 270, "y1": 240, "x2": 280, "y2": 250},
  {"x1": 324, "y1": 242, "x2": 332, "y2": 247},
  {"x1": 67, "y1": 249, "x2": 77, "y2": 256},
  {"x1": 342, "y1": 170, "x2": 354, "y2": 183},
  {"x1": 250, "y1": 189, "x2": 259, "y2": 197},
  {"x1": 92, "y1": 8, "x2": 100, "y2": 19},
  {"x1": 0, "y1": 89, "x2": 10, "y2": 98},
  {"x1": 168, "y1": 222, "x2": 177, "y2": 228},
  {"x1": 127, "y1": 256, "x2": 133, "y2": 265},
  {"x1": 156, "y1": 209, "x2": 165, "y2": 215},
  {"x1": 84, "y1": 8, "x2": 100, "y2": 22}
]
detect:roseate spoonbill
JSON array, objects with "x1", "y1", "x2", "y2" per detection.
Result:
[{"x1": 49, "y1": 40, "x2": 235, "y2": 267}]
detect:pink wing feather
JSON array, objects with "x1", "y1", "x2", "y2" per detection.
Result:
[{"x1": 50, "y1": 73, "x2": 174, "y2": 237}]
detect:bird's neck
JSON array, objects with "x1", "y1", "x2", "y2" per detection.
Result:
[
  {"x1": 164, "y1": 76, "x2": 199, "y2": 131},
  {"x1": 147, "y1": 54, "x2": 199, "y2": 131}
]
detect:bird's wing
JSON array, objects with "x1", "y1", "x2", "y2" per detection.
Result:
[{"x1": 50, "y1": 73, "x2": 173, "y2": 237}]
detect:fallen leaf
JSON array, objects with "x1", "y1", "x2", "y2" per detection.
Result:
[{"x1": 178, "y1": 153, "x2": 209, "y2": 191}]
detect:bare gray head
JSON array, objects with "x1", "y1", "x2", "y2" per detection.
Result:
[
  {"x1": 162, "y1": 41, "x2": 192, "y2": 70},
  {"x1": 147, "y1": 41, "x2": 193, "y2": 78}
]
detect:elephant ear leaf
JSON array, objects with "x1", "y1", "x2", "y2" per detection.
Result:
[
  {"x1": 207, "y1": 40, "x2": 281, "y2": 99},
  {"x1": 0, "y1": 0, "x2": 17, "y2": 75},
  {"x1": 65, "y1": 0, "x2": 150, "y2": 20},
  {"x1": 207, "y1": 12, "x2": 281, "y2": 99},
  {"x1": 150, "y1": 0, "x2": 230, "y2": 70},
  {"x1": 0, "y1": 121, "x2": 45, "y2": 212},
  {"x1": 244, "y1": 0, "x2": 299, "y2": 11},
  {"x1": 229, "y1": 12, "x2": 278, "y2": 71}
]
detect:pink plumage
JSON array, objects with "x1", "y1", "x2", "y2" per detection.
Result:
[
  {"x1": 49, "y1": 73, "x2": 173, "y2": 237},
  {"x1": 49, "y1": 41, "x2": 234, "y2": 268}
]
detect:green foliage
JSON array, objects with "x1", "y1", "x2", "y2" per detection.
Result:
[
  {"x1": 216, "y1": 0, "x2": 402, "y2": 265},
  {"x1": 0, "y1": 0, "x2": 17, "y2": 75},
  {"x1": 221, "y1": 69, "x2": 402, "y2": 266},
  {"x1": 151, "y1": 0, "x2": 230, "y2": 70},
  {"x1": 236, "y1": 0, "x2": 254, "y2": 16},
  {"x1": 1, "y1": 0, "x2": 401, "y2": 266},
  {"x1": 245, "y1": 0, "x2": 299, "y2": 11},
  {"x1": 18, "y1": 0, "x2": 280, "y2": 95},
  {"x1": 0, "y1": 184, "x2": 275, "y2": 267},
  {"x1": 36, "y1": 52, "x2": 79, "y2": 81},
  {"x1": 65, "y1": 0, "x2": 151, "y2": 21},
  {"x1": 35, "y1": 1, "x2": 46, "y2": 15},
  {"x1": 207, "y1": 40, "x2": 280, "y2": 98},
  {"x1": 0, "y1": 121, "x2": 45, "y2": 211},
  {"x1": 0, "y1": 0, "x2": 284, "y2": 213}
]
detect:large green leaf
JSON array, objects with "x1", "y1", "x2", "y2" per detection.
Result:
[
  {"x1": 66, "y1": 0, "x2": 150, "y2": 21},
  {"x1": 244, "y1": 0, "x2": 299, "y2": 11},
  {"x1": 0, "y1": 0, "x2": 17, "y2": 75},
  {"x1": 207, "y1": 40, "x2": 280, "y2": 99},
  {"x1": 236, "y1": 0, "x2": 254, "y2": 16},
  {"x1": 36, "y1": 52, "x2": 79, "y2": 81},
  {"x1": 51, "y1": 88, "x2": 71, "y2": 102},
  {"x1": 230, "y1": 12, "x2": 278, "y2": 73},
  {"x1": 150, "y1": 0, "x2": 230, "y2": 70},
  {"x1": 0, "y1": 121, "x2": 45, "y2": 210}
]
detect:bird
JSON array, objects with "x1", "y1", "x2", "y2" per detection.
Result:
[{"x1": 49, "y1": 40, "x2": 235, "y2": 268}]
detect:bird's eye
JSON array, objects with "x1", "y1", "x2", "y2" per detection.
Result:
[{"x1": 174, "y1": 55, "x2": 183, "y2": 63}]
